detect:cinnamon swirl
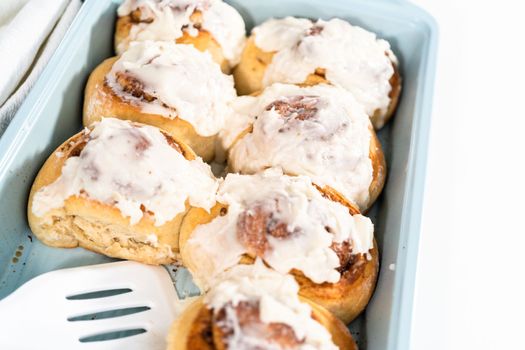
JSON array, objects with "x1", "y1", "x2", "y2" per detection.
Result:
[
  {"x1": 28, "y1": 118, "x2": 218, "y2": 265},
  {"x1": 233, "y1": 17, "x2": 401, "y2": 129},
  {"x1": 115, "y1": 0, "x2": 246, "y2": 72},
  {"x1": 167, "y1": 261, "x2": 357, "y2": 350},
  {"x1": 83, "y1": 41, "x2": 237, "y2": 161},
  {"x1": 179, "y1": 170, "x2": 378, "y2": 323},
  {"x1": 226, "y1": 83, "x2": 386, "y2": 212}
]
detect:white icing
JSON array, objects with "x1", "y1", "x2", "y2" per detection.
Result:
[
  {"x1": 228, "y1": 83, "x2": 373, "y2": 209},
  {"x1": 185, "y1": 169, "x2": 374, "y2": 289},
  {"x1": 145, "y1": 233, "x2": 159, "y2": 246},
  {"x1": 253, "y1": 17, "x2": 396, "y2": 121},
  {"x1": 106, "y1": 41, "x2": 237, "y2": 137},
  {"x1": 32, "y1": 118, "x2": 218, "y2": 226},
  {"x1": 205, "y1": 260, "x2": 338, "y2": 350},
  {"x1": 216, "y1": 95, "x2": 256, "y2": 161},
  {"x1": 117, "y1": 0, "x2": 246, "y2": 65}
]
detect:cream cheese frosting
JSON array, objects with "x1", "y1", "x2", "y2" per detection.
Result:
[
  {"x1": 228, "y1": 83, "x2": 374, "y2": 209},
  {"x1": 106, "y1": 41, "x2": 237, "y2": 137},
  {"x1": 205, "y1": 260, "x2": 339, "y2": 350},
  {"x1": 117, "y1": 0, "x2": 246, "y2": 65},
  {"x1": 252, "y1": 17, "x2": 396, "y2": 122},
  {"x1": 185, "y1": 169, "x2": 374, "y2": 289},
  {"x1": 32, "y1": 118, "x2": 218, "y2": 226}
]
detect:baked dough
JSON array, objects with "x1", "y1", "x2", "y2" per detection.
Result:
[
  {"x1": 116, "y1": 12, "x2": 230, "y2": 72},
  {"x1": 226, "y1": 84, "x2": 387, "y2": 211},
  {"x1": 233, "y1": 21, "x2": 402, "y2": 129},
  {"x1": 167, "y1": 297, "x2": 357, "y2": 350},
  {"x1": 295, "y1": 240, "x2": 379, "y2": 324},
  {"x1": 179, "y1": 175, "x2": 378, "y2": 324},
  {"x1": 84, "y1": 40, "x2": 237, "y2": 162},
  {"x1": 167, "y1": 262, "x2": 357, "y2": 349},
  {"x1": 28, "y1": 119, "x2": 216, "y2": 265},
  {"x1": 114, "y1": 0, "x2": 246, "y2": 72},
  {"x1": 84, "y1": 57, "x2": 215, "y2": 162}
]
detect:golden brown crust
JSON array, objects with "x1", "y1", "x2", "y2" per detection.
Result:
[
  {"x1": 167, "y1": 298, "x2": 212, "y2": 350},
  {"x1": 114, "y1": 10, "x2": 230, "y2": 73},
  {"x1": 27, "y1": 125, "x2": 197, "y2": 265},
  {"x1": 295, "y1": 241, "x2": 379, "y2": 324},
  {"x1": 179, "y1": 191, "x2": 379, "y2": 324},
  {"x1": 305, "y1": 299, "x2": 358, "y2": 350},
  {"x1": 370, "y1": 62, "x2": 402, "y2": 129},
  {"x1": 188, "y1": 306, "x2": 216, "y2": 350},
  {"x1": 232, "y1": 36, "x2": 274, "y2": 95},
  {"x1": 83, "y1": 57, "x2": 216, "y2": 162},
  {"x1": 368, "y1": 127, "x2": 387, "y2": 211},
  {"x1": 166, "y1": 297, "x2": 357, "y2": 350},
  {"x1": 114, "y1": 12, "x2": 133, "y2": 55},
  {"x1": 314, "y1": 184, "x2": 361, "y2": 216},
  {"x1": 233, "y1": 35, "x2": 402, "y2": 129}
]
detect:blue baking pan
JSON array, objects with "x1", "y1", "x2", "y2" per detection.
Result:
[{"x1": 0, "y1": 0, "x2": 437, "y2": 349}]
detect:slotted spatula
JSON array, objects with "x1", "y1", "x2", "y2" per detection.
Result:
[{"x1": 0, "y1": 261, "x2": 197, "y2": 350}]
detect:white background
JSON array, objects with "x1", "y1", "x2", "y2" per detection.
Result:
[{"x1": 410, "y1": 0, "x2": 525, "y2": 349}]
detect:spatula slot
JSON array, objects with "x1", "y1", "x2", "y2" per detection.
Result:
[
  {"x1": 78, "y1": 328, "x2": 147, "y2": 342},
  {"x1": 68, "y1": 306, "x2": 151, "y2": 321},
  {"x1": 66, "y1": 288, "x2": 132, "y2": 300}
]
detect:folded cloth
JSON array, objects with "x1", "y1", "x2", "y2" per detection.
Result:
[
  {"x1": 0, "y1": 1, "x2": 30, "y2": 28},
  {"x1": 0, "y1": 0, "x2": 82, "y2": 136}
]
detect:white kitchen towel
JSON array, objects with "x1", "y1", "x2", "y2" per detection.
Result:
[{"x1": 0, "y1": 0, "x2": 82, "y2": 136}]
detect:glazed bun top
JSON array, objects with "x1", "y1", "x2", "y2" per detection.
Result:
[
  {"x1": 228, "y1": 83, "x2": 374, "y2": 209},
  {"x1": 117, "y1": 0, "x2": 246, "y2": 64},
  {"x1": 204, "y1": 260, "x2": 339, "y2": 350},
  {"x1": 252, "y1": 17, "x2": 397, "y2": 119},
  {"x1": 185, "y1": 169, "x2": 374, "y2": 289},
  {"x1": 31, "y1": 118, "x2": 218, "y2": 225},
  {"x1": 106, "y1": 41, "x2": 237, "y2": 136}
]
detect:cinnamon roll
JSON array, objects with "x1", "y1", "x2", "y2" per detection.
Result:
[
  {"x1": 233, "y1": 17, "x2": 401, "y2": 129},
  {"x1": 83, "y1": 41, "x2": 237, "y2": 162},
  {"x1": 167, "y1": 261, "x2": 357, "y2": 350},
  {"x1": 226, "y1": 83, "x2": 386, "y2": 212},
  {"x1": 179, "y1": 170, "x2": 379, "y2": 323},
  {"x1": 115, "y1": 0, "x2": 246, "y2": 72},
  {"x1": 27, "y1": 118, "x2": 218, "y2": 265}
]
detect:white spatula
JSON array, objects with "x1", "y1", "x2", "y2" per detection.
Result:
[{"x1": 0, "y1": 261, "x2": 195, "y2": 350}]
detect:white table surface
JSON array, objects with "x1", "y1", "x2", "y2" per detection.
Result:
[{"x1": 409, "y1": 0, "x2": 525, "y2": 349}]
